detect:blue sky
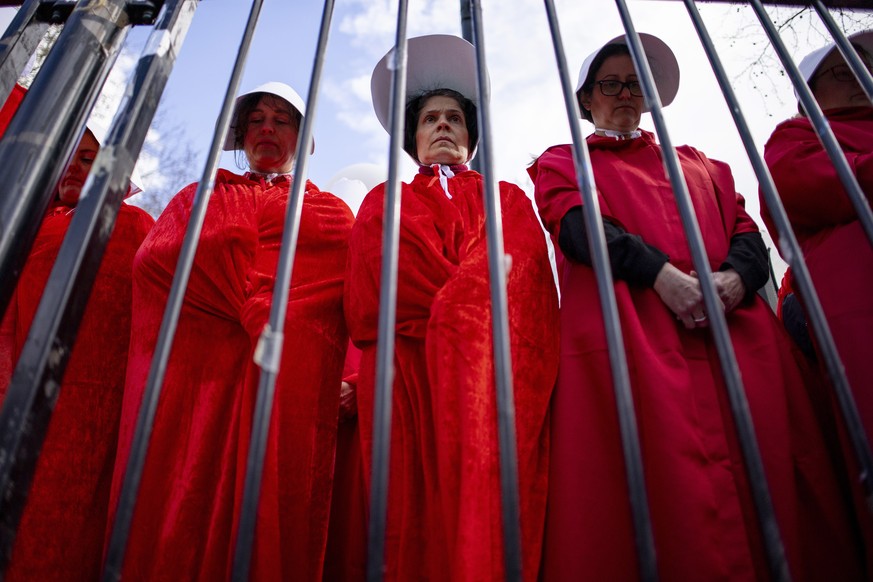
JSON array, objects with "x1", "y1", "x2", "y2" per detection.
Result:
[{"x1": 2, "y1": 1, "x2": 867, "y2": 277}]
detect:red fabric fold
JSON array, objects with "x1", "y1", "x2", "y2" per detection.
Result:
[
  {"x1": 530, "y1": 131, "x2": 864, "y2": 581},
  {"x1": 345, "y1": 170, "x2": 559, "y2": 581},
  {"x1": 107, "y1": 169, "x2": 354, "y2": 581},
  {"x1": 0, "y1": 201, "x2": 154, "y2": 581}
]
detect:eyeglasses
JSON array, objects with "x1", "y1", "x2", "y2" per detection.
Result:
[
  {"x1": 813, "y1": 62, "x2": 873, "y2": 83},
  {"x1": 595, "y1": 79, "x2": 643, "y2": 97}
]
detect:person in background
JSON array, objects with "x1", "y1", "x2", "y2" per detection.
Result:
[
  {"x1": 0, "y1": 93, "x2": 154, "y2": 580},
  {"x1": 344, "y1": 34, "x2": 559, "y2": 581},
  {"x1": 762, "y1": 28, "x2": 873, "y2": 572},
  {"x1": 107, "y1": 82, "x2": 354, "y2": 581},
  {"x1": 530, "y1": 32, "x2": 864, "y2": 581}
]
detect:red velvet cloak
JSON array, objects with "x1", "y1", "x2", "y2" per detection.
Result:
[
  {"x1": 108, "y1": 169, "x2": 353, "y2": 581},
  {"x1": 344, "y1": 171, "x2": 560, "y2": 581},
  {"x1": 762, "y1": 106, "x2": 873, "y2": 418},
  {"x1": 0, "y1": 200, "x2": 154, "y2": 581},
  {"x1": 530, "y1": 131, "x2": 863, "y2": 581}
]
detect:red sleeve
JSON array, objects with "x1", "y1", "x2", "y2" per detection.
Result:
[
  {"x1": 0, "y1": 84, "x2": 26, "y2": 137},
  {"x1": 764, "y1": 118, "x2": 872, "y2": 232},
  {"x1": 528, "y1": 145, "x2": 585, "y2": 240}
]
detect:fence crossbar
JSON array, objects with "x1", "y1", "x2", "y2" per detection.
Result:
[{"x1": 615, "y1": 2, "x2": 792, "y2": 580}]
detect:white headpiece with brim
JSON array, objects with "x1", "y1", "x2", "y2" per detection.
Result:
[
  {"x1": 370, "y1": 34, "x2": 488, "y2": 161},
  {"x1": 575, "y1": 32, "x2": 680, "y2": 120},
  {"x1": 84, "y1": 115, "x2": 144, "y2": 196},
  {"x1": 221, "y1": 81, "x2": 313, "y2": 154},
  {"x1": 798, "y1": 29, "x2": 873, "y2": 83}
]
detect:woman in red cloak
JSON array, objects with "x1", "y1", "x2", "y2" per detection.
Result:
[
  {"x1": 344, "y1": 34, "x2": 559, "y2": 581},
  {"x1": 107, "y1": 82, "x2": 354, "y2": 581},
  {"x1": 529, "y1": 33, "x2": 864, "y2": 581},
  {"x1": 0, "y1": 109, "x2": 154, "y2": 580},
  {"x1": 762, "y1": 29, "x2": 873, "y2": 572}
]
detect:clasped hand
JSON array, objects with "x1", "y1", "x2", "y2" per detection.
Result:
[{"x1": 653, "y1": 263, "x2": 745, "y2": 330}]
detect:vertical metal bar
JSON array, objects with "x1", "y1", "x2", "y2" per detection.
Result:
[
  {"x1": 229, "y1": 0, "x2": 336, "y2": 579},
  {"x1": 102, "y1": 1, "x2": 265, "y2": 579},
  {"x1": 0, "y1": 0, "x2": 129, "y2": 327},
  {"x1": 458, "y1": 0, "x2": 480, "y2": 174},
  {"x1": 367, "y1": 1, "x2": 408, "y2": 580},
  {"x1": 540, "y1": 1, "x2": 658, "y2": 579},
  {"x1": 0, "y1": 0, "x2": 45, "y2": 105},
  {"x1": 747, "y1": 0, "x2": 873, "y2": 248},
  {"x1": 466, "y1": 1, "x2": 522, "y2": 579},
  {"x1": 812, "y1": 1, "x2": 873, "y2": 103},
  {"x1": 683, "y1": 0, "x2": 873, "y2": 512},
  {"x1": 613, "y1": 3, "x2": 791, "y2": 580},
  {"x1": 0, "y1": 0, "x2": 197, "y2": 573}
]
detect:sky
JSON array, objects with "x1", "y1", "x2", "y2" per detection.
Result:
[{"x1": 1, "y1": 1, "x2": 869, "y2": 279}]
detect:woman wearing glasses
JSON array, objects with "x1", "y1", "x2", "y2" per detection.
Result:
[
  {"x1": 762, "y1": 29, "x2": 873, "y2": 571},
  {"x1": 529, "y1": 33, "x2": 863, "y2": 580}
]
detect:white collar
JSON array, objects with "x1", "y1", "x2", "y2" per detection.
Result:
[{"x1": 594, "y1": 127, "x2": 642, "y2": 140}]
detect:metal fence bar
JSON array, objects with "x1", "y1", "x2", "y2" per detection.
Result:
[
  {"x1": 101, "y1": 1, "x2": 266, "y2": 579},
  {"x1": 467, "y1": 1, "x2": 523, "y2": 579},
  {"x1": 683, "y1": 0, "x2": 873, "y2": 512},
  {"x1": 0, "y1": 0, "x2": 130, "y2": 323},
  {"x1": 614, "y1": 2, "x2": 792, "y2": 580},
  {"x1": 367, "y1": 1, "x2": 409, "y2": 580},
  {"x1": 0, "y1": 0, "x2": 45, "y2": 105},
  {"x1": 812, "y1": 2, "x2": 873, "y2": 108},
  {"x1": 0, "y1": 0, "x2": 195, "y2": 572},
  {"x1": 229, "y1": 0, "x2": 336, "y2": 579},
  {"x1": 747, "y1": 0, "x2": 873, "y2": 249},
  {"x1": 540, "y1": 1, "x2": 658, "y2": 579}
]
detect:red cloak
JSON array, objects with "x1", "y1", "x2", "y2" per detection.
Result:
[
  {"x1": 344, "y1": 170, "x2": 559, "y2": 581},
  {"x1": 763, "y1": 105, "x2": 873, "y2": 571},
  {"x1": 108, "y1": 170, "x2": 354, "y2": 581},
  {"x1": 0, "y1": 200, "x2": 154, "y2": 580},
  {"x1": 530, "y1": 131, "x2": 863, "y2": 581},
  {"x1": 762, "y1": 106, "x2": 873, "y2": 419}
]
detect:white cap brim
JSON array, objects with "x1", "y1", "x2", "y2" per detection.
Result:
[
  {"x1": 798, "y1": 29, "x2": 873, "y2": 83},
  {"x1": 575, "y1": 32, "x2": 680, "y2": 117},
  {"x1": 371, "y1": 34, "x2": 488, "y2": 134},
  {"x1": 221, "y1": 81, "x2": 313, "y2": 154}
]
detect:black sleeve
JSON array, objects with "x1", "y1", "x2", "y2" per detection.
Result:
[
  {"x1": 558, "y1": 206, "x2": 669, "y2": 287},
  {"x1": 719, "y1": 230, "x2": 769, "y2": 298}
]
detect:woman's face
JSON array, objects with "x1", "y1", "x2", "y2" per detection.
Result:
[
  {"x1": 58, "y1": 129, "x2": 99, "y2": 205},
  {"x1": 243, "y1": 96, "x2": 299, "y2": 174},
  {"x1": 811, "y1": 48, "x2": 873, "y2": 111},
  {"x1": 415, "y1": 94, "x2": 470, "y2": 165},
  {"x1": 580, "y1": 54, "x2": 643, "y2": 133}
]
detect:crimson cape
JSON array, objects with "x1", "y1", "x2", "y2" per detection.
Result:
[
  {"x1": 0, "y1": 200, "x2": 154, "y2": 580},
  {"x1": 344, "y1": 170, "x2": 559, "y2": 581},
  {"x1": 530, "y1": 131, "x2": 863, "y2": 581},
  {"x1": 108, "y1": 170, "x2": 353, "y2": 581},
  {"x1": 763, "y1": 105, "x2": 873, "y2": 570},
  {"x1": 762, "y1": 106, "x2": 873, "y2": 418}
]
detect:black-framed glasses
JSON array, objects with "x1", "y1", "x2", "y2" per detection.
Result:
[
  {"x1": 814, "y1": 62, "x2": 872, "y2": 83},
  {"x1": 596, "y1": 79, "x2": 643, "y2": 97}
]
